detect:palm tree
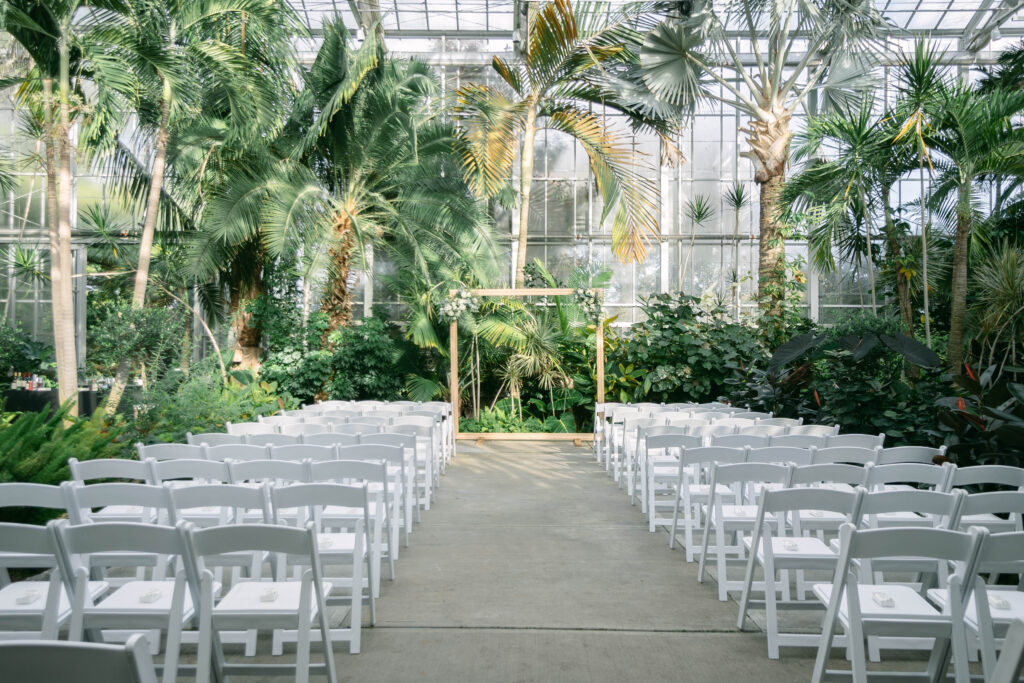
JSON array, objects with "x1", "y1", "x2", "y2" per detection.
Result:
[
  {"x1": 454, "y1": 0, "x2": 679, "y2": 287},
  {"x1": 100, "y1": 0, "x2": 301, "y2": 412},
  {"x1": 924, "y1": 84, "x2": 1024, "y2": 373},
  {"x1": 680, "y1": 193, "x2": 715, "y2": 290},
  {"x1": 188, "y1": 20, "x2": 494, "y2": 336},
  {"x1": 2, "y1": 0, "x2": 139, "y2": 414},
  {"x1": 786, "y1": 98, "x2": 918, "y2": 323},
  {"x1": 639, "y1": 0, "x2": 888, "y2": 311},
  {"x1": 893, "y1": 40, "x2": 948, "y2": 348},
  {"x1": 723, "y1": 182, "x2": 748, "y2": 319}
]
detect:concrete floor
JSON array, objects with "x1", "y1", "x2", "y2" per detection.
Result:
[
  {"x1": 221, "y1": 440, "x2": 938, "y2": 682},
  {"x1": 325, "y1": 440, "x2": 819, "y2": 682}
]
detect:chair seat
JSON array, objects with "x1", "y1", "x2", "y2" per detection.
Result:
[
  {"x1": 747, "y1": 535, "x2": 836, "y2": 562},
  {"x1": 815, "y1": 583, "x2": 945, "y2": 622},
  {"x1": 91, "y1": 507, "x2": 159, "y2": 523},
  {"x1": 871, "y1": 511, "x2": 933, "y2": 527},
  {"x1": 958, "y1": 513, "x2": 1017, "y2": 533},
  {"x1": 715, "y1": 505, "x2": 776, "y2": 524},
  {"x1": 0, "y1": 580, "x2": 107, "y2": 618},
  {"x1": 214, "y1": 580, "x2": 333, "y2": 618},
  {"x1": 90, "y1": 580, "x2": 203, "y2": 614},
  {"x1": 316, "y1": 533, "x2": 365, "y2": 557},
  {"x1": 927, "y1": 588, "x2": 1024, "y2": 629}
]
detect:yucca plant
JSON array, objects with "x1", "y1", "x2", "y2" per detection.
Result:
[
  {"x1": 723, "y1": 182, "x2": 748, "y2": 319},
  {"x1": 639, "y1": 0, "x2": 889, "y2": 311},
  {"x1": 680, "y1": 193, "x2": 715, "y2": 288},
  {"x1": 454, "y1": 0, "x2": 679, "y2": 287}
]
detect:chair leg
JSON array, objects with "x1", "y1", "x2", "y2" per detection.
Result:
[
  {"x1": 737, "y1": 548, "x2": 758, "y2": 630},
  {"x1": 296, "y1": 593, "x2": 312, "y2": 683},
  {"x1": 196, "y1": 580, "x2": 215, "y2": 683},
  {"x1": 764, "y1": 556, "x2": 780, "y2": 660}
]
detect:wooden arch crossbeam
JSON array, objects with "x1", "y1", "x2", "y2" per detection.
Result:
[{"x1": 449, "y1": 288, "x2": 605, "y2": 441}]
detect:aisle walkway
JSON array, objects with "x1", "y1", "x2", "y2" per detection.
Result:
[{"x1": 336, "y1": 441, "x2": 816, "y2": 682}]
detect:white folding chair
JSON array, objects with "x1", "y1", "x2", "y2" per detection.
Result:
[
  {"x1": 877, "y1": 445, "x2": 947, "y2": 465},
  {"x1": 826, "y1": 433, "x2": 885, "y2": 449},
  {"x1": 280, "y1": 423, "x2": 328, "y2": 437},
  {"x1": 668, "y1": 446, "x2": 746, "y2": 561},
  {"x1": 698, "y1": 462, "x2": 793, "y2": 601},
  {"x1": 0, "y1": 484, "x2": 67, "y2": 585},
  {"x1": 640, "y1": 432, "x2": 702, "y2": 528},
  {"x1": 757, "y1": 417, "x2": 803, "y2": 427},
  {"x1": 926, "y1": 531, "x2": 1024, "y2": 681},
  {"x1": 389, "y1": 423, "x2": 437, "y2": 508},
  {"x1": 303, "y1": 432, "x2": 360, "y2": 447},
  {"x1": 270, "y1": 483, "x2": 374, "y2": 655},
  {"x1": 955, "y1": 490, "x2": 1024, "y2": 534},
  {"x1": 147, "y1": 459, "x2": 230, "y2": 489},
  {"x1": 136, "y1": 443, "x2": 204, "y2": 461},
  {"x1": 361, "y1": 432, "x2": 419, "y2": 535},
  {"x1": 186, "y1": 433, "x2": 241, "y2": 447},
  {"x1": 863, "y1": 461, "x2": 953, "y2": 494},
  {"x1": 69, "y1": 458, "x2": 152, "y2": 486},
  {"x1": 0, "y1": 522, "x2": 107, "y2": 640},
  {"x1": 739, "y1": 424, "x2": 787, "y2": 437},
  {"x1": 770, "y1": 434, "x2": 827, "y2": 449},
  {"x1": 270, "y1": 444, "x2": 335, "y2": 463},
  {"x1": 618, "y1": 416, "x2": 662, "y2": 489},
  {"x1": 331, "y1": 423, "x2": 382, "y2": 436},
  {"x1": 224, "y1": 422, "x2": 277, "y2": 437},
  {"x1": 228, "y1": 460, "x2": 308, "y2": 488},
  {"x1": 811, "y1": 524, "x2": 985, "y2": 683},
  {"x1": 737, "y1": 487, "x2": 864, "y2": 659},
  {"x1": 810, "y1": 446, "x2": 879, "y2": 465},
  {"x1": 0, "y1": 632, "x2": 158, "y2": 683},
  {"x1": 53, "y1": 520, "x2": 195, "y2": 683},
  {"x1": 791, "y1": 463, "x2": 868, "y2": 492},
  {"x1": 992, "y1": 618, "x2": 1024, "y2": 683},
  {"x1": 205, "y1": 444, "x2": 270, "y2": 463},
  {"x1": 787, "y1": 424, "x2": 839, "y2": 437},
  {"x1": 185, "y1": 523, "x2": 337, "y2": 683},
  {"x1": 946, "y1": 465, "x2": 1024, "y2": 493},
  {"x1": 244, "y1": 433, "x2": 300, "y2": 447},
  {"x1": 309, "y1": 459, "x2": 395, "y2": 585},
  {"x1": 746, "y1": 446, "x2": 814, "y2": 466},
  {"x1": 713, "y1": 434, "x2": 770, "y2": 449}
]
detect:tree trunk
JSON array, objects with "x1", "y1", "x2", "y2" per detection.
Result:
[
  {"x1": 41, "y1": 78, "x2": 73, "y2": 415},
  {"x1": 514, "y1": 102, "x2": 538, "y2": 288},
  {"x1": 858, "y1": 187, "x2": 878, "y2": 315},
  {"x1": 229, "y1": 280, "x2": 263, "y2": 372},
  {"x1": 742, "y1": 110, "x2": 792, "y2": 314},
  {"x1": 54, "y1": 32, "x2": 79, "y2": 416},
  {"x1": 947, "y1": 182, "x2": 972, "y2": 374},
  {"x1": 323, "y1": 213, "x2": 355, "y2": 329},
  {"x1": 104, "y1": 82, "x2": 172, "y2": 415},
  {"x1": 881, "y1": 189, "x2": 914, "y2": 337},
  {"x1": 756, "y1": 172, "x2": 786, "y2": 314},
  {"x1": 919, "y1": 153, "x2": 932, "y2": 348}
]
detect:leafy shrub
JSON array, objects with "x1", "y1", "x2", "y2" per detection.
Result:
[
  {"x1": 459, "y1": 398, "x2": 574, "y2": 433},
  {"x1": 257, "y1": 311, "x2": 334, "y2": 403},
  {"x1": 126, "y1": 357, "x2": 293, "y2": 444},
  {"x1": 327, "y1": 318, "x2": 404, "y2": 400},
  {"x1": 87, "y1": 298, "x2": 187, "y2": 377},
  {"x1": 622, "y1": 293, "x2": 768, "y2": 403},
  {"x1": 937, "y1": 364, "x2": 1024, "y2": 467},
  {"x1": 0, "y1": 404, "x2": 125, "y2": 524},
  {"x1": 0, "y1": 319, "x2": 52, "y2": 380}
]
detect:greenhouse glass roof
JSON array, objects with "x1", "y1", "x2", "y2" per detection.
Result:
[{"x1": 287, "y1": 0, "x2": 1023, "y2": 54}]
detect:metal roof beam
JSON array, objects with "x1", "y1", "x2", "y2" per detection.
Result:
[{"x1": 966, "y1": 1, "x2": 1022, "y2": 53}]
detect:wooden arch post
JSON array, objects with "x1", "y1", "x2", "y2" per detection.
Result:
[{"x1": 449, "y1": 288, "x2": 604, "y2": 442}]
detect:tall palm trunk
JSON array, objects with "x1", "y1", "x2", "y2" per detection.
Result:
[
  {"x1": 229, "y1": 279, "x2": 263, "y2": 370},
  {"x1": 515, "y1": 101, "x2": 538, "y2": 288},
  {"x1": 53, "y1": 29, "x2": 79, "y2": 416},
  {"x1": 323, "y1": 213, "x2": 355, "y2": 329},
  {"x1": 881, "y1": 187, "x2": 913, "y2": 336},
  {"x1": 947, "y1": 182, "x2": 972, "y2": 373},
  {"x1": 103, "y1": 81, "x2": 172, "y2": 414},
  {"x1": 857, "y1": 187, "x2": 878, "y2": 314},
  {"x1": 919, "y1": 152, "x2": 932, "y2": 347},
  {"x1": 41, "y1": 78, "x2": 73, "y2": 414},
  {"x1": 743, "y1": 109, "x2": 792, "y2": 314}
]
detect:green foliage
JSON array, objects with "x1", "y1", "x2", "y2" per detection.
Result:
[
  {"x1": 326, "y1": 318, "x2": 403, "y2": 401},
  {"x1": 622, "y1": 293, "x2": 768, "y2": 403},
  {"x1": 0, "y1": 403, "x2": 126, "y2": 524},
  {"x1": 731, "y1": 312, "x2": 946, "y2": 445},
  {"x1": 459, "y1": 398, "x2": 574, "y2": 434},
  {"x1": 0, "y1": 320, "x2": 51, "y2": 380},
  {"x1": 937, "y1": 365, "x2": 1024, "y2": 468},
  {"x1": 87, "y1": 298, "x2": 187, "y2": 376},
  {"x1": 125, "y1": 357, "x2": 292, "y2": 445}
]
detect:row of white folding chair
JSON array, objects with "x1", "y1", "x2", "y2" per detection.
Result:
[
  {"x1": 223, "y1": 419, "x2": 443, "y2": 500},
  {"x1": 298, "y1": 400, "x2": 455, "y2": 468},
  {"x1": 663, "y1": 452, "x2": 960, "y2": 556},
  {"x1": 72, "y1": 451, "x2": 407, "y2": 567},
  {"x1": 0, "y1": 517, "x2": 343, "y2": 683},
  {"x1": 594, "y1": 402, "x2": 744, "y2": 465},
  {"x1": 149, "y1": 434, "x2": 427, "y2": 520}
]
